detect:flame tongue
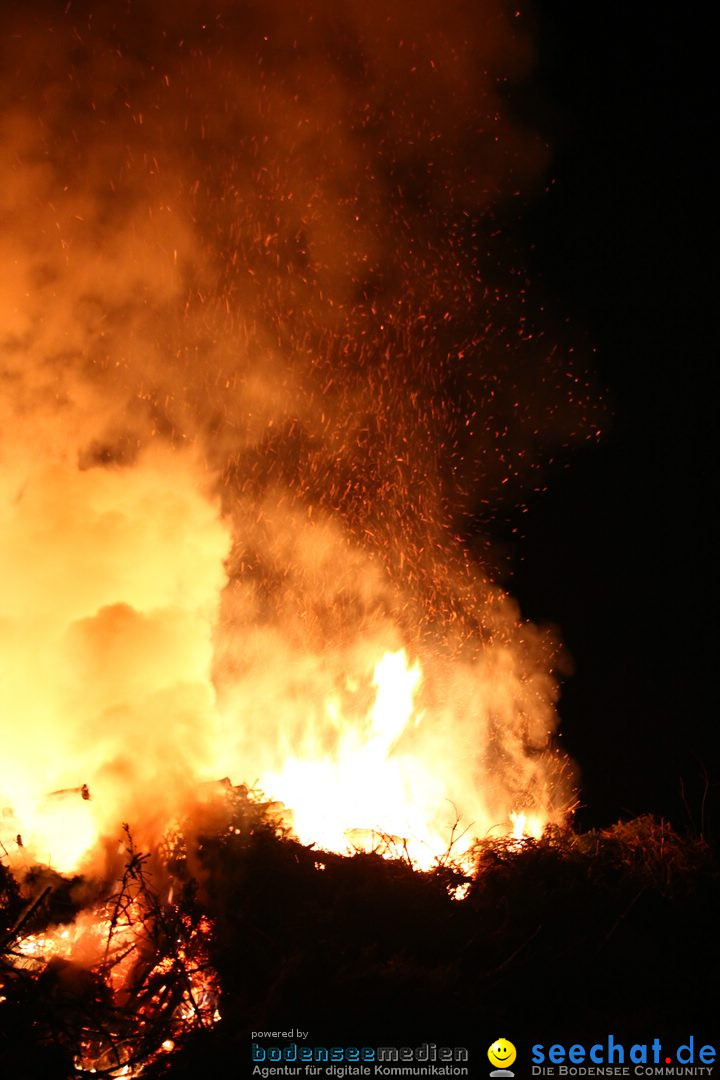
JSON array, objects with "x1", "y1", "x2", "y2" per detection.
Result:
[
  {"x1": 258, "y1": 649, "x2": 445, "y2": 866},
  {"x1": 367, "y1": 650, "x2": 423, "y2": 751},
  {"x1": 255, "y1": 648, "x2": 546, "y2": 868}
]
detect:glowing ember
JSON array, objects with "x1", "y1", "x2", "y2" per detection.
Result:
[{"x1": 4, "y1": 840, "x2": 220, "y2": 1077}]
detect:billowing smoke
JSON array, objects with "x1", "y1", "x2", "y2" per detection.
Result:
[{"x1": 1, "y1": 1, "x2": 595, "y2": 873}]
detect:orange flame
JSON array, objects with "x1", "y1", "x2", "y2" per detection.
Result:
[
  {"x1": 0, "y1": 446, "x2": 568, "y2": 877},
  {"x1": 5, "y1": 871, "x2": 220, "y2": 1077}
]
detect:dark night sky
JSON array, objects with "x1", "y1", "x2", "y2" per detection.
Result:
[{"x1": 503, "y1": 2, "x2": 717, "y2": 835}]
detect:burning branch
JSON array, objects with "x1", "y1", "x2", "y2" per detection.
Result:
[{"x1": 0, "y1": 827, "x2": 219, "y2": 1079}]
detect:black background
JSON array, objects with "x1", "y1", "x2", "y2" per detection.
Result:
[{"x1": 502, "y1": 0, "x2": 717, "y2": 838}]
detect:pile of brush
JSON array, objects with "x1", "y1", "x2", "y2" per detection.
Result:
[
  {"x1": 0, "y1": 826, "x2": 218, "y2": 1078},
  {"x1": 1, "y1": 794, "x2": 718, "y2": 1079}
]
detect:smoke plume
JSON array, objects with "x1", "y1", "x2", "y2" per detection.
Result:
[{"x1": 1, "y1": 1, "x2": 595, "y2": 872}]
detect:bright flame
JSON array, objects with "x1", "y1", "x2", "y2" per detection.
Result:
[
  {"x1": 0, "y1": 441, "x2": 565, "y2": 879},
  {"x1": 0, "y1": 444, "x2": 565, "y2": 875},
  {"x1": 510, "y1": 810, "x2": 544, "y2": 841},
  {"x1": 6, "y1": 882, "x2": 220, "y2": 1077},
  {"x1": 252, "y1": 648, "x2": 553, "y2": 869},
  {"x1": 0, "y1": 448, "x2": 231, "y2": 875},
  {"x1": 258, "y1": 650, "x2": 444, "y2": 866}
]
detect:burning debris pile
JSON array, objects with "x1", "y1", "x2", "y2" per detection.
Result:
[
  {"x1": 1, "y1": 825, "x2": 219, "y2": 1078},
  {"x1": 2, "y1": 809, "x2": 718, "y2": 1078},
  {"x1": 1, "y1": 0, "x2": 607, "y2": 1072}
]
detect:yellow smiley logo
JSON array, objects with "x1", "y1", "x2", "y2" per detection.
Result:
[{"x1": 488, "y1": 1039, "x2": 517, "y2": 1070}]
